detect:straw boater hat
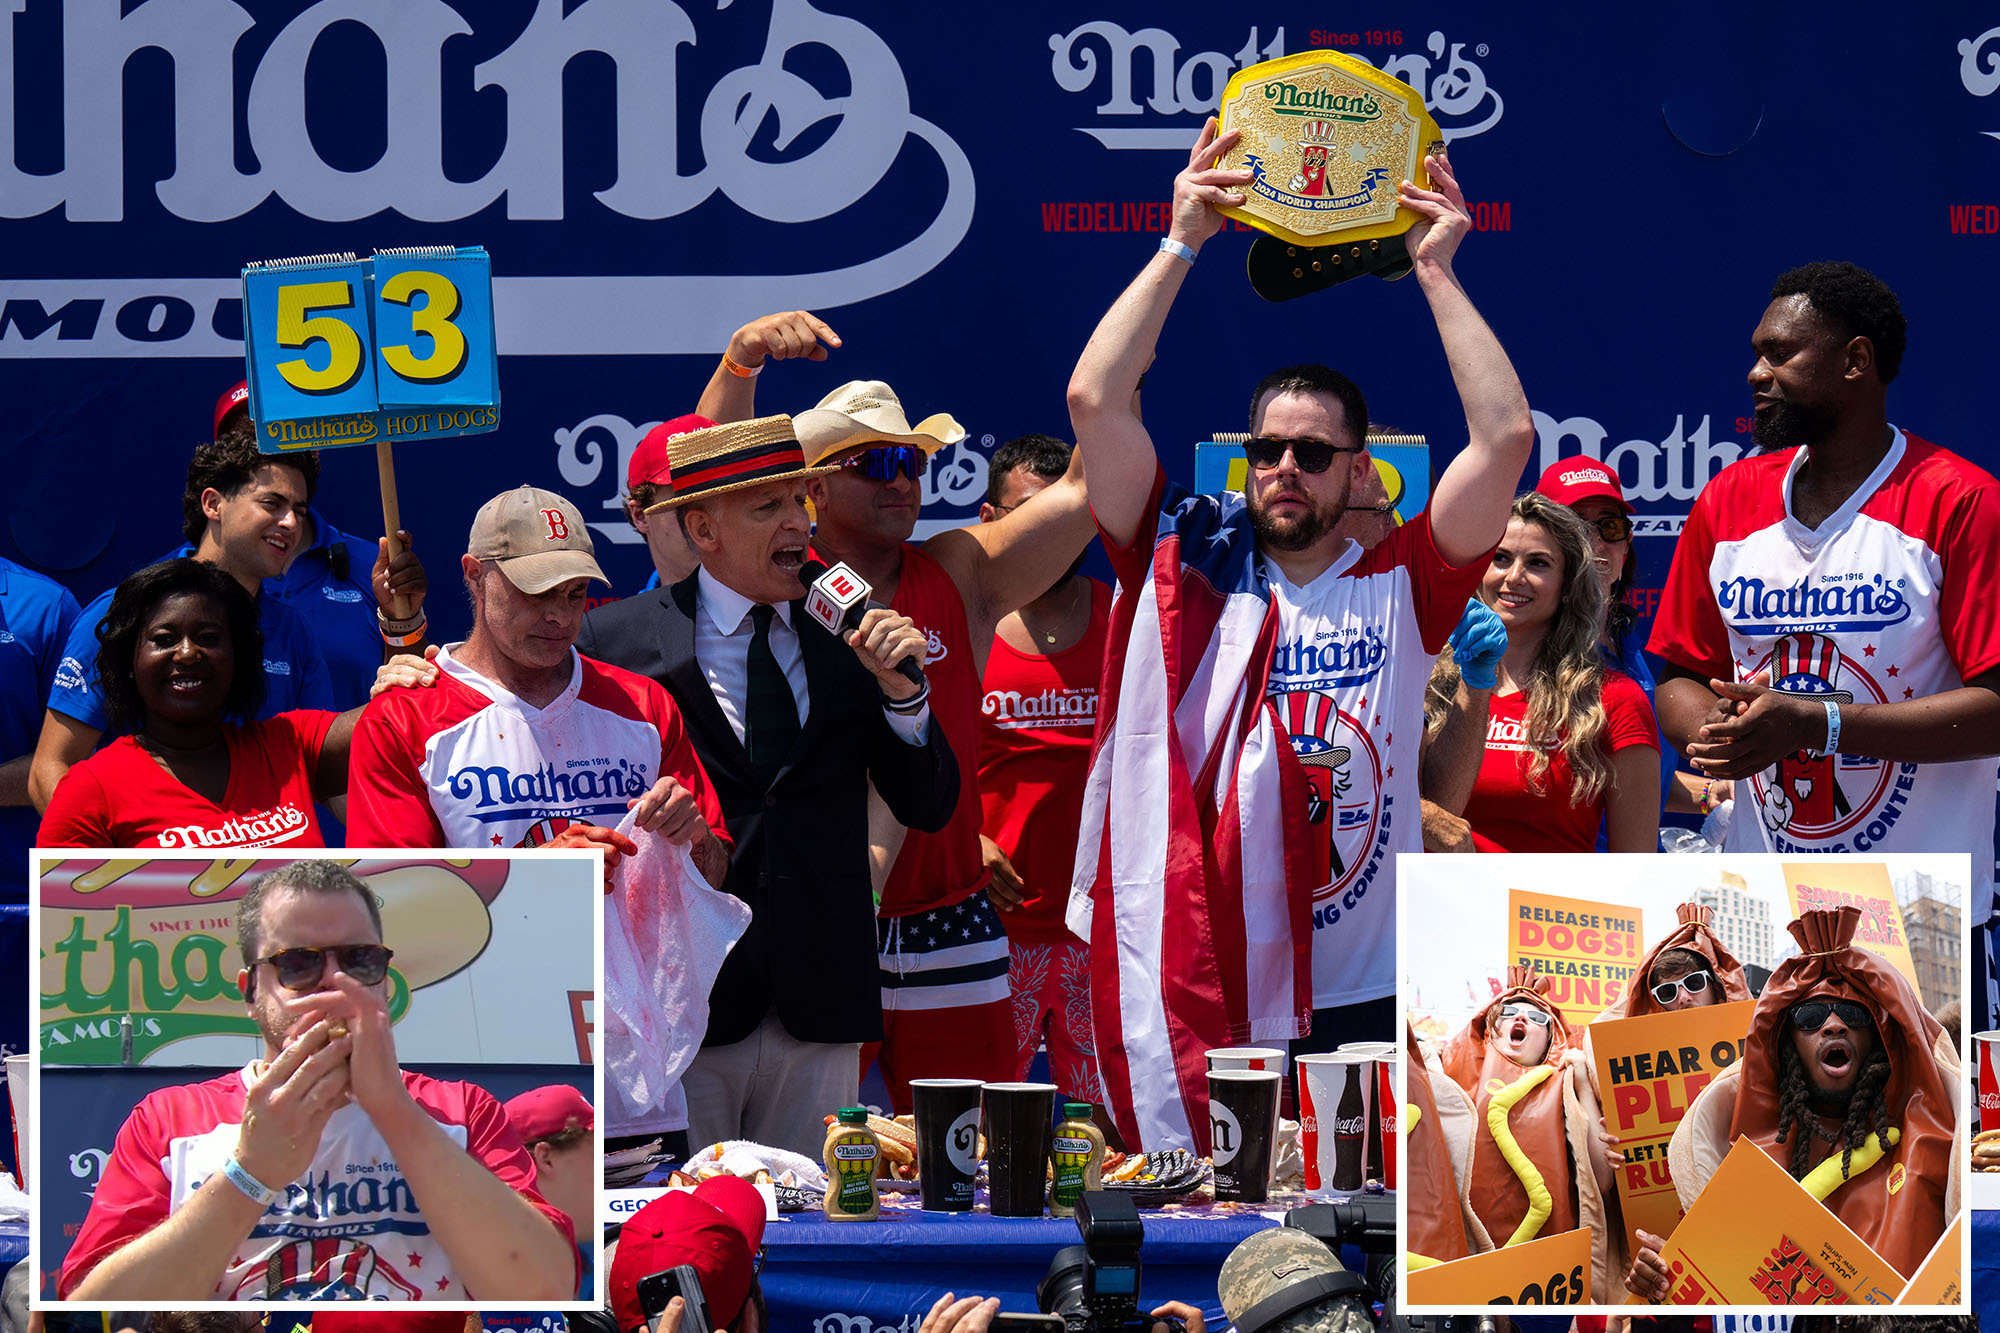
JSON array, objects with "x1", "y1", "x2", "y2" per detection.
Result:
[
  {"x1": 642, "y1": 415, "x2": 838, "y2": 512},
  {"x1": 794, "y1": 380, "x2": 967, "y2": 466}
]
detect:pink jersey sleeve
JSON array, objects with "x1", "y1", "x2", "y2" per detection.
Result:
[
  {"x1": 1601, "y1": 671, "x2": 1661, "y2": 752},
  {"x1": 1647, "y1": 483, "x2": 1734, "y2": 680},
  {"x1": 1937, "y1": 474, "x2": 2000, "y2": 680},
  {"x1": 454, "y1": 1083, "x2": 580, "y2": 1294},
  {"x1": 57, "y1": 1094, "x2": 177, "y2": 1295},
  {"x1": 344, "y1": 693, "x2": 446, "y2": 848}
]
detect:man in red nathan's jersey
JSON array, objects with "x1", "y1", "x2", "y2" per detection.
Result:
[
  {"x1": 345, "y1": 485, "x2": 729, "y2": 884},
  {"x1": 59, "y1": 860, "x2": 576, "y2": 1302}
]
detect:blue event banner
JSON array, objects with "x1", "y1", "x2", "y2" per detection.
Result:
[{"x1": 241, "y1": 245, "x2": 500, "y2": 454}]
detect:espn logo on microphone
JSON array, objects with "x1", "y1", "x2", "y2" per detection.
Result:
[{"x1": 805, "y1": 560, "x2": 871, "y2": 634}]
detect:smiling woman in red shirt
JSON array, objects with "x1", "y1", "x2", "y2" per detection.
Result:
[
  {"x1": 39, "y1": 558, "x2": 358, "y2": 850},
  {"x1": 1428, "y1": 493, "x2": 1661, "y2": 853}
]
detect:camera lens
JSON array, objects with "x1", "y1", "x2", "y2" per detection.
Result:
[{"x1": 1037, "y1": 1244, "x2": 1089, "y2": 1317}]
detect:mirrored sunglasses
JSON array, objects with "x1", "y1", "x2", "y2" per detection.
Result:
[
  {"x1": 252, "y1": 944, "x2": 395, "y2": 991},
  {"x1": 1498, "y1": 1002, "x2": 1552, "y2": 1027},
  {"x1": 1242, "y1": 435, "x2": 1361, "y2": 474},
  {"x1": 1789, "y1": 999, "x2": 1871, "y2": 1032},
  {"x1": 840, "y1": 445, "x2": 928, "y2": 482},
  {"x1": 1649, "y1": 970, "x2": 1712, "y2": 1005}
]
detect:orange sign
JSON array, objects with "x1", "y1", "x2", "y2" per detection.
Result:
[
  {"x1": 1591, "y1": 1000, "x2": 1754, "y2": 1260},
  {"x1": 1893, "y1": 1213, "x2": 1964, "y2": 1306},
  {"x1": 1506, "y1": 888, "x2": 1642, "y2": 1028},
  {"x1": 1783, "y1": 862, "x2": 1923, "y2": 1002},
  {"x1": 1655, "y1": 1138, "x2": 1903, "y2": 1305},
  {"x1": 1405, "y1": 1226, "x2": 1594, "y2": 1308}
]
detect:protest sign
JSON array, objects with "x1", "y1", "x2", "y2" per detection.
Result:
[
  {"x1": 1892, "y1": 1213, "x2": 1963, "y2": 1306},
  {"x1": 1507, "y1": 888, "x2": 1642, "y2": 1028},
  {"x1": 1405, "y1": 1226, "x2": 1593, "y2": 1307},
  {"x1": 1591, "y1": 999, "x2": 1753, "y2": 1257},
  {"x1": 1654, "y1": 1137, "x2": 1902, "y2": 1305},
  {"x1": 1782, "y1": 862, "x2": 1922, "y2": 1002}
]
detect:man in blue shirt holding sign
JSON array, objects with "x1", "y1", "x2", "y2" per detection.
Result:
[{"x1": 27, "y1": 434, "x2": 423, "y2": 811}]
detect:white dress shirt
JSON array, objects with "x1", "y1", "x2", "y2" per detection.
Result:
[{"x1": 694, "y1": 570, "x2": 928, "y2": 746}]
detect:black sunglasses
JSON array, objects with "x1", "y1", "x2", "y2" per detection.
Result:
[
  {"x1": 1585, "y1": 512, "x2": 1634, "y2": 543},
  {"x1": 840, "y1": 446, "x2": 927, "y2": 482},
  {"x1": 1242, "y1": 435, "x2": 1361, "y2": 474},
  {"x1": 251, "y1": 944, "x2": 395, "y2": 991},
  {"x1": 1649, "y1": 971, "x2": 1711, "y2": 1005},
  {"x1": 1789, "y1": 999, "x2": 1872, "y2": 1032}
]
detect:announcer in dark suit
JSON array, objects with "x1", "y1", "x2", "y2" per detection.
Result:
[{"x1": 578, "y1": 414, "x2": 958, "y2": 1158}]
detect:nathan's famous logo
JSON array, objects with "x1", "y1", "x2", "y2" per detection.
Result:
[
  {"x1": 1262, "y1": 81, "x2": 1382, "y2": 122},
  {"x1": 39, "y1": 859, "x2": 506, "y2": 1064},
  {"x1": 1748, "y1": 1236, "x2": 1852, "y2": 1306},
  {"x1": 983, "y1": 685, "x2": 1098, "y2": 729},
  {"x1": 1533, "y1": 411, "x2": 1745, "y2": 508},
  {"x1": 447, "y1": 756, "x2": 652, "y2": 812},
  {"x1": 1715, "y1": 574, "x2": 1912, "y2": 637},
  {"x1": 1051, "y1": 24, "x2": 1502, "y2": 149},
  {"x1": 0, "y1": 0, "x2": 971, "y2": 360}
]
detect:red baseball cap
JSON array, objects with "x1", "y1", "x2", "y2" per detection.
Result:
[
  {"x1": 629, "y1": 414, "x2": 719, "y2": 493},
  {"x1": 1534, "y1": 456, "x2": 1631, "y2": 516},
  {"x1": 214, "y1": 379, "x2": 250, "y2": 434},
  {"x1": 610, "y1": 1175, "x2": 767, "y2": 1330},
  {"x1": 505, "y1": 1084, "x2": 595, "y2": 1143}
]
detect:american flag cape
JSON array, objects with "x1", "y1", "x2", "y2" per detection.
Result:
[{"x1": 1069, "y1": 474, "x2": 1321, "y2": 1154}]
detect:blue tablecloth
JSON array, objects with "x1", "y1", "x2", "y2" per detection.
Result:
[
  {"x1": 642, "y1": 1178, "x2": 1385, "y2": 1329},
  {"x1": 0, "y1": 1219, "x2": 24, "y2": 1269},
  {"x1": 1973, "y1": 1210, "x2": 1998, "y2": 1327}
]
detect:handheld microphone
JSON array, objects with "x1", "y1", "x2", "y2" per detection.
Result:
[{"x1": 798, "y1": 559, "x2": 927, "y2": 688}]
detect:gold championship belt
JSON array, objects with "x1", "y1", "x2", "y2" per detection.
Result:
[{"x1": 1216, "y1": 52, "x2": 1445, "y2": 302}]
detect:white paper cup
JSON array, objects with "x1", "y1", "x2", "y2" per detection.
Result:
[
  {"x1": 1295, "y1": 1052, "x2": 1346, "y2": 1193},
  {"x1": 1205, "y1": 1045, "x2": 1286, "y2": 1075}
]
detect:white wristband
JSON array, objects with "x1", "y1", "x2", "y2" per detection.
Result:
[
  {"x1": 1158, "y1": 237, "x2": 1197, "y2": 266},
  {"x1": 1818, "y1": 699, "x2": 1842, "y2": 758},
  {"x1": 221, "y1": 1154, "x2": 281, "y2": 1207}
]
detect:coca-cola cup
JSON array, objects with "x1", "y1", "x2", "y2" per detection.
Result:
[
  {"x1": 1335, "y1": 1043, "x2": 1393, "y2": 1183},
  {"x1": 911, "y1": 1078, "x2": 984, "y2": 1211},
  {"x1": 4, "y1": 1055, "x2": 26, "y2": 1190},
  {"x1": 1208, "y1": 1069, "x2": 1281, "y2": 1202},
  {"x1": 1378, "y1": 1056, "x2": 1399, "y2": 1189},
  {"x1": 1295, "y1": 1053, "x2": 1345, "y2": 1193},
  {"x1": 1205, "y1": 1046, "x2": 1286, "y2": 1075},
  {"x1": 1977, "y1": 1032, "x2": 2000, "y2": 1133},
  {"x1": 982, "y1": 1082, "x2": 1056, "y2": 1217},
  {"x1": 1324, "y1": 1051, "x2": 1374, "y2": 1191}
]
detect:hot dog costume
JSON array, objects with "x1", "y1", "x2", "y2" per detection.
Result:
[
  {"x1": 1667, "y1": 905, "x2": 1960, "y2": 1279},
  {"x1": 1434, "y1": 966, "x2": 1616, "y2": 1300},
  {"x1": 1404, "y1": 1019, "x2": 1473, "y2": 1267}
]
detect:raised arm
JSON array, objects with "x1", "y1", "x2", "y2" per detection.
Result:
[
  {"x1": 925, "y1": 443, "x2": 1095, "y2": 653},
  {"x1": 1401, "y1": 156, "x2": 1537, "y2": 568},
  {"x1": 1066, "y1": 119, "x2": 1251, "y2": 549},
  {"x1": 695, "y1": 310, "x2": 841, "y2": 425}
]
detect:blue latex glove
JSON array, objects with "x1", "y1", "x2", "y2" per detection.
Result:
[{"x1": 1449, "y1": 596, "x2": 1508, "y2": 690}]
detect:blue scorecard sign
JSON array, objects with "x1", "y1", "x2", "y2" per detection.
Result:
[{"x1": 241, "y1": 245, "x2": 500, "y2": 454}]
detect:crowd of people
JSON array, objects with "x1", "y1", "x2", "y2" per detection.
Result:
[
  {"x1": 2, "y1": 118, "x2": 1995, "y2": 1318},
  {"x1": 1410, "y1": 902, "x2": 1961, "y2": 1303}
]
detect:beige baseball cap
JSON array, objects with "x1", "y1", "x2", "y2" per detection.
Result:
[{"x1": 468, "y1": 486, "x2": 609, "y2": 594}]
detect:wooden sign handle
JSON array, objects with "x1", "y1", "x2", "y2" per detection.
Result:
[{"x1": 376, "y1": 440, "x2": 412, "y2": 621}]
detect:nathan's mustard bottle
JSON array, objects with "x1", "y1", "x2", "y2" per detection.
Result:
[
  {"x1": 823, "y1": 1107, "x2": 882, "y2": 1220},
  {"x1": 1049, "y1": 1102, "x2": 1107, "y2": 1218}
]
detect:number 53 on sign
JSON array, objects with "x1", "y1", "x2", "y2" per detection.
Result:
[{"x1": 241, "y1": 245, "x2": 499, "y2": 453}]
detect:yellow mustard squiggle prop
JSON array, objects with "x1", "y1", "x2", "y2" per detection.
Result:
[
  {"x1": 1406, "y1": 1104, "x2": 1421, "y2": 1132},
  {"x1": 1800, "y1": 1126, "x2": 1900, "y2": 1201},
  {"x1": 1485, "y1": 1063, "x2": 1557, "y2": 1247},
  {"x1": 1405, "y1": 1254, "x2": 1442, "y2": 1271}
]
